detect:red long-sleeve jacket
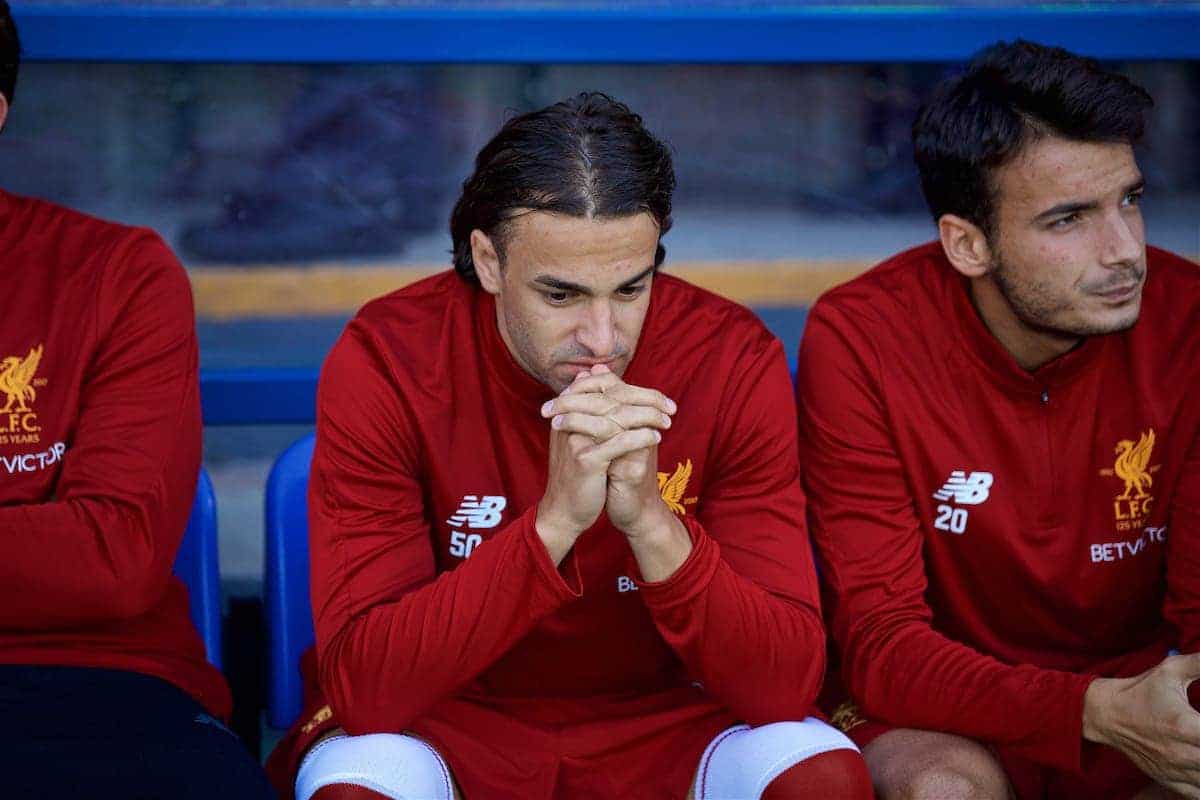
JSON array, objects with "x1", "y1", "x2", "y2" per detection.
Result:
[
  {"x1": 309, "y1": 270, "x2": 826, "y2": 736},
  {"x1": 797, "y1": 242, "x2": 1200, "y2": 772},
  {"x1": 0, "y1": 191, "x2": 230, "y2": 717}
]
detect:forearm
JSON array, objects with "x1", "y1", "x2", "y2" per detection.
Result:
[
  {"x1": 625, "y1": 503, "x2": 692, "y2": 582},
  {"x1": 317, "y1": 509, "x2": 580, "y2": 733},
  {"x1": 0, "y1": 236, "x2": 202, "y2": 629},
  {"x1": 0, "y1": 496, "x2": 175, "y2": 627},
  {"x1": 843, "y1": 617, "x2": 1094, "y2": 772},
  {"x1": 638, "y1": 521, "x2": 825, "y2": 724}
]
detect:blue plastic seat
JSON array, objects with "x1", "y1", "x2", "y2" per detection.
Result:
[
  {"x1": 264, "y1": 432, "x2": 316, "y2": 729},
  {"x1": 174, "y1": 467, "x2": 223, "y2": 669}
]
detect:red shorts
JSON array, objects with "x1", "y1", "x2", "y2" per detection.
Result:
[
  {"x1": 267, "y1": 652, "x2": 739, "y2": 800},
  {"x1": 830, "y1": 701, "x2": 1151, "y2": 800}
]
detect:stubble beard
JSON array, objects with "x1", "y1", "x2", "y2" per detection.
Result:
[{"x1": 990, "y1": 251, "x2": 1143, "y2": 340}]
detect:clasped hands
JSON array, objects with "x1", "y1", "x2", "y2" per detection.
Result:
[{"x1": 534, "y1": 364, "x2": 689, "y2": 576}]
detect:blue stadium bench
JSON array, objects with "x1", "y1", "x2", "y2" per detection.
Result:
[
  {"x1": 175, "y1": 467, "x2": 223, "y2": 670},
  {"x1": 265, "y1": 432, "x2": 316, "y2": 730}
]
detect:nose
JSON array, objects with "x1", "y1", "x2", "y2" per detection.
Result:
[
  {"x1": 1100, "y1": 209, "x2": 1143, "y2": 269},
  {"x1": 576, "y1": 299, "x2": 617, "y2": 358}
]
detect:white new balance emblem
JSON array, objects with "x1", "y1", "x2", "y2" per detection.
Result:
[
  {"x1": 932, "y1": 471, "x2": 993, "y2": 535},
  {"x1": 447, "y1": 495, "x2": 507, "y2": 559},
  {"x1": 447, "y1": 495, "x2": 507, "y2": 529},
  {"x1": 933, "y1": 471, "x2": 993, "y2": 504}
]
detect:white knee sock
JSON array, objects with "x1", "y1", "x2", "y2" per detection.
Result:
[
  {"x1": 295, "y1": 733, "x2": 454, "y2": 800},
  {"x1": 693, "y1": 717, "x2": 860, "y2": 800}
]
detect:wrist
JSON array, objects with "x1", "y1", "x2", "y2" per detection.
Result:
[
  {"x1": 1082, "y1": 677, "x2": 1119, "y2": 745},
  {"x1": 617, "y1": 498, "x2": 678, "y2": 541},
  {"x1": 535, "y1": 502, "x2": 584, "y2": 565},
  {"x1": 624, "y1": 506, "x2": 691, "y2": 583}
]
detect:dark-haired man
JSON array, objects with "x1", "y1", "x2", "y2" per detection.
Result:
[
  {"x1": 0, "y1": 3, "x2": 273, "y2": 796},
  {"x1": 267, "y1": 93, "x2": 872, "y2": 799},
  {"x1": 797, "y1": 40, "x2": 1200, "y2": 799}
]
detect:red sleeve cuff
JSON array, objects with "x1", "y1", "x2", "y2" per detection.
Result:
[
  {"x1": 519, "y1": 507, "x2": 584, "y2": 601},
  {"x1": 633, "y1": 516, "x2": 720, "y2": 608},
  {"x1": 1016, "y1": 671, "x2": 1094, "y2": 774}
]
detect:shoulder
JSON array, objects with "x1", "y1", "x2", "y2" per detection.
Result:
[
  {"x1": 1142, "y1": 246, "x2": 1199, "y2": 315},
  {"x1": 2, "y1": 194, "x2": 190, "y2": 321},
  {"x1": 633, "y1": 274, "x2": 795, "y2": 432},
  {"x1": 804, "y1": 241, "x2": 951, "y2": 367},
  {"x1": 811, "y1": 241, "x2": 945, "y2": 328},
  {"x1": 1130, "y1": 246, "x2": 1200, "y2": 364},
  {"x1": 354, "y1": 269, "x2": 470, "y2": 340},
  {"x1": 648, "y1": 272, "x2": 781, "y2": 362},
  {"x1": 330, "y1": 270, "x2": 474, "y2": 382},
  {"x1": 3, "y1": 191, "x2": 171, "y2": 268}
]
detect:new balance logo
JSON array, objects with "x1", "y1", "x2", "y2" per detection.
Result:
[
  {"x1": 932, "y1": 471, "x2": 993, "y2": 505},
  {"x1": 447, "y1": 495, "x2": 507, "y2": 529},
  {"x1": 932, "y1": 470, "x2": 993, "y2": 535}
]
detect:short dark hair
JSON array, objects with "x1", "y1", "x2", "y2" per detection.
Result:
[
  {"x1": 450, "y1": 92, "x2": 675, "y2": 283},
  {"x1": 0, "y1": 1, "x2": 18, "y2": 106},
  {"x1": 913, "y1": 39, "x2": 1152, "y2": 238}
]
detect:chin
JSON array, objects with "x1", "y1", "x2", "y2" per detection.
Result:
[{"x1": 1073, "y1": 304, "x2": 1143, "y2": 336}]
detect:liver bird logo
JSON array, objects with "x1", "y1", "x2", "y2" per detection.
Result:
[
  {"x1": 657, "y1": 459, "x2": 695, "y2": 515},
  {"x1": 0, "y1": 345, "x2": 43, "y2": 413},
  {"x1": 831, "y1": 700, "x2": 866, "y2": 733},
  {"x1": 1114, "y1": 429, "x2": 1155, "y2": 500}
]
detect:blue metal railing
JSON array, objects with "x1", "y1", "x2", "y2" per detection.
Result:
[
  {"x1": 201, "y1": 368, "x2": 320, "y2": 425},
  {"x1": 15, "y1": 3, "x2": 1200, "y2": 64}
]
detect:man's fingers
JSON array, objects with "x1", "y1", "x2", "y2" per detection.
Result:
[
  {"x1": 562, "y1": 370, "x2": 621, "y2": 396},
  {"x1": 1164, "y1": 713, "x2": 1200, "y2": 751},
  {"x1": 546, "y1": 394, "x2": 673, "y2": 430},
  {"x1": 547, "y1": 382, "x2": 676, "y2": 416},
  {"x1": 566, "y1": 369, "x2": 677, "y2": 414},
  {"x1": 581, "y1": 427, "x2": 660, "y2": 463},
  {"x1": 1161, "y1": 778, "x2": 1200, "y2": 799},
  {"x1": 544, "y1": 393, "x2": 622, "y2": 418},
  {"x1": 599, "y1": 383, "x2": 677, "y2": 415},
  {"x1": 551, "y1": 407, "x2": 671, "y2": 440},
  {"x1": 552, "y1": 412, "x2": 621, "y2": 442}
]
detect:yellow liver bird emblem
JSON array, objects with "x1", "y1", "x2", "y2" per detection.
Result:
[
  {"x1": 657, "y1": 458, "x2": 695, "y2": 515},
  {"x1": 0, "y1": 345, "x2": 42, "y2": 413},
  {"x1": 831, "y1": 700, "x2": 866, "y2": 733},
  {"x1": 1114, "y1": 429, "x2": 1155, "y2": 500}
]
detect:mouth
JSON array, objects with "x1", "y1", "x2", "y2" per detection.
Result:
[
  {"x1": 1094, "y1": 283, "x2": 1140, "y2": 303},
  {"x1": 563, "y1": 358, "x2": 619, "y2": 369}
]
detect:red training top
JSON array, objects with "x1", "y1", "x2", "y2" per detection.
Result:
[
  {"x1": 309, "y1": 270, "x2": 824, "y2": 735},
  {"x1": 0, "y1": 191, "x2": 230, "y2": 717},
  {"x1": 796, "y1": 242, "x2": 1200, "y2": 773}
]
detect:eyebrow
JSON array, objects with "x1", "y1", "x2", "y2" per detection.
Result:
[
  {"x1": 1033, "y1": 178, "x2": 1145, "y2": 223},
  {"x1": 531, "y1": 265, "x2": 656, "y2": 295}
]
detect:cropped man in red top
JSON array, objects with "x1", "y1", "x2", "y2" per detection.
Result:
[
  {"x1": 0, "y1": 3, "x2": 272, "y2": 795},
  {"x1": 267, "y1": 93, "x2": 872, "y2": 800},
  {"x1": 797, "y1": 40, "x2": 1200, "y2": 799}
]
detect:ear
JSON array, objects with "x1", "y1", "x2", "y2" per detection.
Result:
[
  {"x1": 937, "y1": 213, "x2": 993, "y2": 278},
  {"x1": 0, "y1": 93, "x2": 10, "y2": 133},
  {"x1": 471, "y1": 229, "x2": 504, "y2": 295}
]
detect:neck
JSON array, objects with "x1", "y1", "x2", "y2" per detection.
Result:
[{"x1": 968, "y1": 277, "x2": 1080, "y2": 372}]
